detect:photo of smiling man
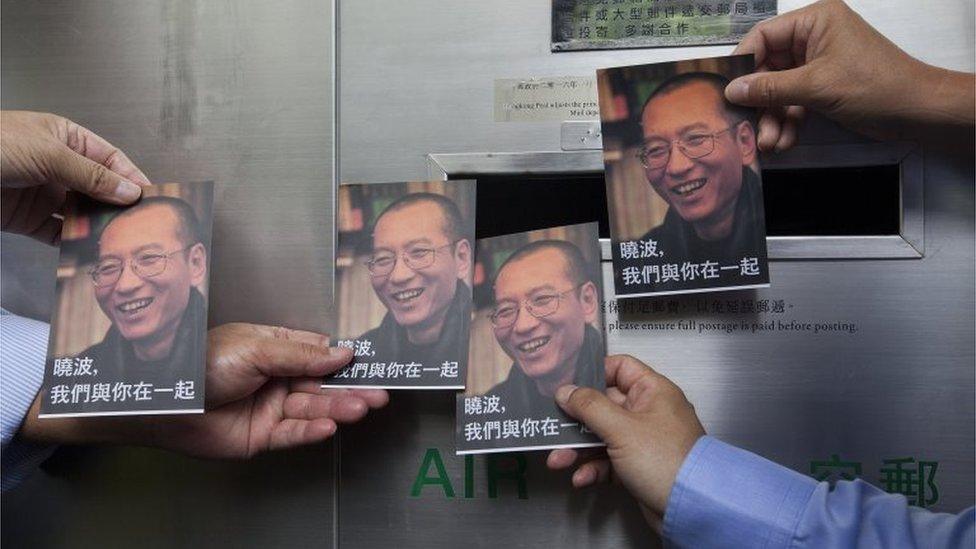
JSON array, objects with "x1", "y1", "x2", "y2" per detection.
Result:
[
  {"x1": 599, "y1": 54, "x2": 770, "y2": 297},
  {"x1": 325, "y1": 180, "x2": 475, "y2": 389},
  {"x1": 456, "y1": 222, "x2": 606, "y2": 454},
  {"x1": 41, "y1": 182, "x2": 214, "y2": 417}
]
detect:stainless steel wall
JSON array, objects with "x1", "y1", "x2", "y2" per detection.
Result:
[{"x1": 2, "y1": 1, "x2": 338, "y2": 547}]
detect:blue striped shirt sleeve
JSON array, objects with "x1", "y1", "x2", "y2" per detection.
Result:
[
  {"x1": 1, "y1": 309, "x2": 56, "y2": 491},
  {"x1": 663, "y1": 435, "x2": 975, "y2": 548}
]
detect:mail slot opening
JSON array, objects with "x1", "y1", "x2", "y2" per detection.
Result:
[
  {"x1": 462, "y1": 172, "x2": 610, "y2": 239},
  {"x1": 762, "y1": 164, "x2": 900, "y2": 236},
  {"x1": 459, "y1": 163, "x2": 901, "y2": 240}
]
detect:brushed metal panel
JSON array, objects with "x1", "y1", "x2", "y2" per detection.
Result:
[
  {"x1": 337, "y1": 392, "x2": 657, "y2": 549},
  {"x1": 1, "y1": 0, "x2": 336, "y2": 333},
  {"x1": 1, "y1": 1, "x2": 338, "y2": 547},
  {"x1": 2, "y1": 445, "x2": 338, "y2": 549}
]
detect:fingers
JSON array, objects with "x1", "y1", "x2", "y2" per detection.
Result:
[
  {"x1": 283, "y1": 392, "x2": 369, "y2": 424},
  {"x1": 547, "y1": 446, "x2": 609, "y2": 470},
  {"x1": 775, "y1": 106, "x2": 806, "y2": 151},
  {"x1": 0, "y1": 112, "x2": 148, "y2": 204},
  {"x1": 724, "y1": 65, "x2": 816, "y2": 109},
  {"x1": 249, "y1": 333, "x2": 354, "y2": 379},
  {"x1": 292, "y1": 377, "x2": 332, "y2": 393},
  {"x1": 547, "y1": 448, "x2": 612, "y2": 488},
  {"x1": 733, "y1": 8, "x2": 807, "y2": 66},
  {"x1": 603, "y1": 355, "x2": 667, "y2": 394},
  {"x1": 763, "y1": 48, "x2": 800, "y2": 72},
  {"x1": 757, "y1": 110, "x2": 783, "y2": 152},
  {"x1": 547, "y1": 448, "x2": 579, "y2": 470},
  {"x1": 726, "y1": 6, "x2": 822, "y2": 111},
  {"x1": 643, "y1": 508, "x2": 664, "y2": 534},
  {"x1": 267, "y1": 418, "x2": 337, "y2": 451},
  {"x1": 572, "y1": 459, "x2": 611, "y2": 488},
  {"x1": 606, "y1": 386, "x2": 627, "y2": 406},
  {"x1": 547, "y1": 448, "x2": 612, "y2": 490},
  {"x1": 52, "y1": 145, "x2": 143, "y2": 205},
  {"x1": 555, "y1": 384, "x2": 628, "y2": 445},
  {"x1": 351, "y1": 388, "x2": 390, "y2": 409},
  {"x1": 245, "y1": 323, "x2": 332, "y2": 347},
  {"x1": 271, "y1": 389, "x2": 384, "y2": 449},
  {"x1": 273, "y1": 325, "x2": 331, "y2": 347},
  {"x1": 291, "y1": 380, "x2": 390, "y2": 410},
  {"x1": 601, "y1": 355, "x2": 686, "y2": 413},
  {"x1": 756, "y1": 105, "x2": 806, "y2": 152},
  {"x1": 251, "y1": 327, "x2": 384, "y2": 405},
  {"x1": 774, "y1": 116, "x2": 798, "y2": 151},
  {"x1": 732, "y1": 16, "x2": 770, "y2": 60},
  {"x1": 61, "y1": 118, "x2": 151, "y2": 186}
]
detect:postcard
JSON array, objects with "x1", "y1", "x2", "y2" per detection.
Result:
[
  {"x1": 599, "y1": 54, "x2": 770, "y2": 297},
  {"x1": 40, "y1": 182, "x2": 214, "y2": 417},
  {"x1": 456, "y1": 222, "x2": 606, "y2": 454},
  {"x1": 325, "y1": 180, "x2": 476, "y2": 389}
]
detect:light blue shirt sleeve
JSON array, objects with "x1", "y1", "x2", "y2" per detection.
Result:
[
  {"x1": 663, "y1": 435, "x2": 975, "y2": 549},
  {"x1": 1, "y1": 309, "x2": 56, "y2": 491}
]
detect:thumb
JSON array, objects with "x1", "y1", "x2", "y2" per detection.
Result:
[
  {"x1": 725, "y1": 66, "x2": 817, "y2": 109},
  {"x1": 52, "y1": 145, "x2": 142, "y2": 205},
  {"x1": 250, "y1": 338, "x2": 354, "y2": 379},
  {"x1": 555, "y1": 384, "x2": 628, "y2": 445}
]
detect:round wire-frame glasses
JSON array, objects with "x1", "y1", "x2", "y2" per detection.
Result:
[
  {"x1": 365, "y1": 240, "x2": 459, "y2": 277},
  {"x1": 489, "y1": 284, "x2": 585, "y2": 328},
  {"x1": 88, "y1": 245, "x2": 194, "y2": 287},
  {"x1": 636, "y1": 123, "x2": 741, "y2": 170}
]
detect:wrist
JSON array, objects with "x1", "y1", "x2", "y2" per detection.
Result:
[
  {"x1": 904, "y1": 63, "x2": 975, "y2": 128},
  {"x1": 654, "y1": 433, "x2": 707, "y2": 514},
  {"x1": 661, "y1": 436, "x2": 818, "y2": 547}
]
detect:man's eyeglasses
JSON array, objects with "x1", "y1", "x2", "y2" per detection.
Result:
[
  {"x1": 89, "y1": 245, "x2": 195, "y2": 288},
  {"x1": 636, "y1": 122, "x2": 742, "y2": 170},
  {"x1": 489, "y1": 284, "x2": 584, "y2": 329},
  {"x1": 365, "y1": 241, "x2": 459, "y2": 277}
]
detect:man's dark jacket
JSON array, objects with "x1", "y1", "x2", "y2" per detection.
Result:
[
  {"x1": 359, "y1": 281, "x2": 472, "y2": 368},
  {"x1": 488, "y1": 324, "x2": 604, "y2": 420},
  {"x1": 80, "y1": 288, "x2": 207, "y2": 388},
  {"x1": 614, "y1": 166, "x2": 769, "y2": 294},
  {"x1": 642, "y1": 166, "x2": 767, "y2": 267}
]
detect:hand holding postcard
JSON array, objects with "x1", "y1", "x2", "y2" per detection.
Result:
[
  {"x1": 40, "y1": 182, "x2": 214, "y2": 417},
  {"x1": 325, "y1": 180, "x2": 476, "y2": 389},
  {"x1": 456, "y1": 222, "x2": 606, "y2": 454},
  {"x1": 599, "y1": 54, "x2": 770, "y2": 297}
]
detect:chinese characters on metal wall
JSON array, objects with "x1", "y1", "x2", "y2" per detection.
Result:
[{"x1": 552, "y1": 0, "x2": 777, "y2": 51}]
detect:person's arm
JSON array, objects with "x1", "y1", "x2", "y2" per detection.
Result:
[
  {"x1": 1, "y1": 110, "x2": 153, "y2": 489},
  {"x1": 0, "y1": 311, "x2": 57, "y2": 491},
  {"x1": 665, "y1": 436, "x2": 974, "y2": 548},
  {"x1": 722, "y1": 0, "x2": 975, "y2": 151},
  {"x1": 546, "y1": 355, "x2": 975, "y2": 547}
]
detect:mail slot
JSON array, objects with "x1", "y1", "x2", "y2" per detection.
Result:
[
  {"x1": 762, "y1": 165, "x2": 901, "y2": 237},
  {"x1": 468, "y1": 163, "x2": 903, "y2": 241},
  {"x1": 436, "y1": 140, "x2": 924, "y2": 261}
]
